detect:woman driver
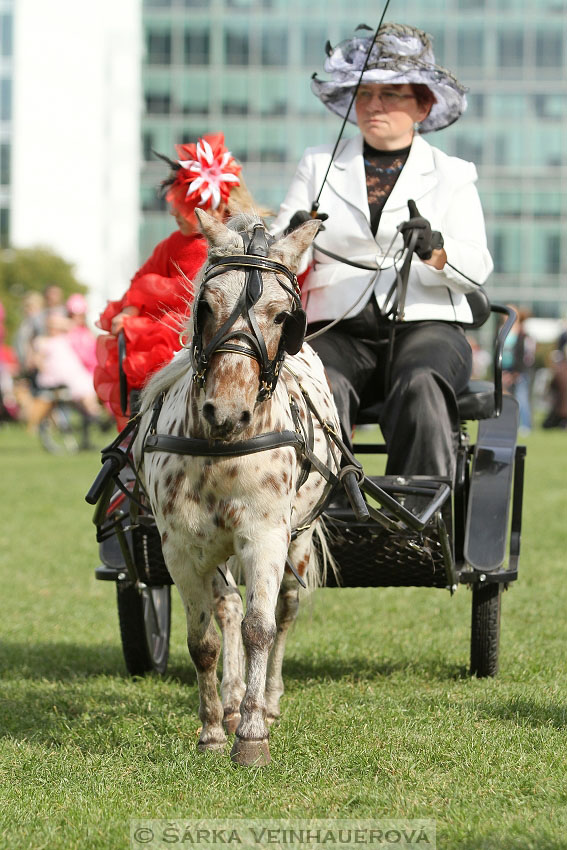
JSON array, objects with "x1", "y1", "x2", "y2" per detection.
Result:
[{"x1": 272, "y1": 23, "x2": 493, "y2": 481}]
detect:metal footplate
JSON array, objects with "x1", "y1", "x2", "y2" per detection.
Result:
[
  {"x1": 464, "y1": 394, "x2": 520, "y2": 573},
  {"x1": 324, "y1": 475, "x2": 456, "y2": 590}
]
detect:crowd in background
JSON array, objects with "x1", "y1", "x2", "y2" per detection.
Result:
[
  {"x1": 0, "y1": 288, "x2": 566, "y2": 440},
  {"x1": 0, "y1": 284, "x2": 103, "y2": 433}
]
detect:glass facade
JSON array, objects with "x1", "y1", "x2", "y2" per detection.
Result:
[
  {"x1": 0, "y1": 1, "x2": 12, "y2": 247},
  {"x1": 141, "y1": 0, "x2": 567, "y2": 318}
]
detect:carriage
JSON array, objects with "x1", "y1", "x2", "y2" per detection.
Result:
[{"x1": 86, "y1": 211, "x2": 525, "y2": 763}]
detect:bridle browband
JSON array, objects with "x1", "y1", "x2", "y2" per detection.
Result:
[{"x1": 191, "y1": 223, "x2": 307, "y2": 403}]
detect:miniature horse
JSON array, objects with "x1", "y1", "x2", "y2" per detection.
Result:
[{"x1": 134, "y1": 211, "x2": 340, "y2": 766}]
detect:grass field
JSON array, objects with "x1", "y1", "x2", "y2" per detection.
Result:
[{"x1": 1, "y1": 422, "x2": 566, "y2": 850}]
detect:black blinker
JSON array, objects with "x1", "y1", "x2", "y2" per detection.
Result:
[
  {"x1": 282, "y1": 309, "x2": 307, "y2": 355},
  {"x1": 195, "y1": 296, "x2": 211, "y2": 332}
]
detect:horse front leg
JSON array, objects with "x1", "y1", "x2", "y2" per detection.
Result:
[
  {"x1": 177, "y1": 567, "x2": 227, "y2": 753},
  {"x1": 264, "y1": 535, "x2": 312, "y2": 725},
  {"x1": 230, "y1": 537, "x2": 287, "y2": 767},
  {"x1": 212, "y1": 561, "x2": 245, "y2": 735},
  {"x1": 265, "y1": 578, "x2": 299, "y2": 726}
]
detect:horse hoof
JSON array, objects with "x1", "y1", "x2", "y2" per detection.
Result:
[
  {"x1": 197, "y1": 739, "x2": 226, "y2": 754},
  {"x1": 223, "y1": 713, "x2": 241, "y2": 735},
  {"x1": 230, "y1": 737, "x2": 271, "y2": 767}
]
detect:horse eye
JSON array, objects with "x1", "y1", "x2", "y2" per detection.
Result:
[{"x1": 274, "y1": 311, "x2": 287, "y2": 325}]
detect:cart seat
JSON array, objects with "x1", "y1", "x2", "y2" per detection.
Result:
[
  {"x1": 355, "y1": 292, "x2": 515, "y2": 426},
  {"x1": 356, "y1": 379, "x2": 496, "y2": 427}
]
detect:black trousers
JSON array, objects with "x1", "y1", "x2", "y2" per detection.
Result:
[{"x1": 308, "y1": 299, "x2": 472, "y2": 480}]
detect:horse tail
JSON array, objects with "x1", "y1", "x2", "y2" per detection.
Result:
[{"x1": 307, "y1": 516, "x2": 340, "y2": 591}]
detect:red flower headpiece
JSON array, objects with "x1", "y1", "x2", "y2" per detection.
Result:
[{"x1": 165, "y1": 133, "x2": 241, "y2": 220}]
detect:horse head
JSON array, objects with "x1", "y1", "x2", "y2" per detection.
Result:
[{"x1": 191, "y1": 211, "x2": 321, "y2": 439}]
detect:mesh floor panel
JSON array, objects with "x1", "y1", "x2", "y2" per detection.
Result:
[{"x1": 323, "y1": 516, "x2": 451, "y2": 589}]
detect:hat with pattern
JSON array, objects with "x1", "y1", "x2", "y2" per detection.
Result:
[{"x1": 311, "y1": 23, "x2": 467, "y2": 133}]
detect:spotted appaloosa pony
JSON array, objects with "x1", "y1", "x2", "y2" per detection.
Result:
[{"x1": 134, "y1": 211, "x2": 340, "y2": 766}]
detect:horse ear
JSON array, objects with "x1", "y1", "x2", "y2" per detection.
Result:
[
  {"x1": 271, "y1": 220, "x2": 322, "y2": 273},
  {"x1": 195, "y1": 209, "x2": 243, "y2": 252}
]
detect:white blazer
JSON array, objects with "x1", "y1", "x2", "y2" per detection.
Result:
[{"x1": 271, "y1": 134, "x2": 493, "y2": 324}]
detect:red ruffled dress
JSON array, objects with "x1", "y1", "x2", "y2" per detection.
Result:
[{"x1": 94, "y1": 230, "x2": 208, "y2": 429}]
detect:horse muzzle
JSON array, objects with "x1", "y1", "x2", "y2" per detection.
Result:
[{"x1": 201, "y1": 399, "x2": 253, "y2": 439}]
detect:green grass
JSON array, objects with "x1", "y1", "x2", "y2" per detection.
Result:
[{"x1": 1, "y1": 423, "x2": 566, "y2": 850}]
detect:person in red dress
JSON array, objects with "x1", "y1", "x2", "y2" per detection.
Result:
[{"x1": 94, "y1": 133, "x2": 258, "y2": 429}]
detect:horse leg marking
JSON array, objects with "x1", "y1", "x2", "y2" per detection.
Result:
[
  {"x1": 184, "y1": 576, "x2": 227, "y2": 752},
  {"x1": 212, "y1": 568, "x2": 245, "y2": 734}
]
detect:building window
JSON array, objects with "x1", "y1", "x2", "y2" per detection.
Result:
[
  {"x1": 261, "y1": 29, "x2": 288, "y2": 66},
  {"x1": 225, "y1": 31, "x2": 249, "y2": 65},
  {"x1": 178, "y1": 130, "x2": 207, "y2": 145},
  {"x1": 545, "y1": 234, "x2": 561, "y2": 273},
  {"x1": 145, "y1": 93, "x2": 172, "y2": 114},
  {"x1": 260, "y1": 149, "x2": 286, "y2": 163},
  {"x1": 142, "y1": 132, "x2": 154, "y2": 161},
  {"x1": 491, "y1": 233, "x2": 504, "y2": 273},
  {"x1": 455, "y1": 136, "x2": 483, "y2": 164},
  {"x1": 535, "y1": 32, "x2": 564, "y2": 67},
  {"x1": 497, "y1": 32, "x2": 524, "y2": 67},
  {"x1": 222, "y1": 101, "x2": 248, "y2": 115},
  {"x1": 456, "y1": 30, "x2": 484, "y2": 68},
  {"x1": 142, "y1": 186, "x2": 167, "y2": 212},
  {"x1": 1, "y1": 13, "x2": 13, "y2": 58},
  {"x1": 0, "y1": 207, "x2": 9, "y2": 247},
  {"x1": 302, "y1": 29, "x2": 327, "y2": 66},
  {"x1": 466, "y1": 94, "x2": 485, "y2": 118},
  {"x1": 533, "y1": 94, "x2": 565, "y2": 119},
  {"x1": 184, "y1": 30, "x2": 210, "y2": 65},
  {"x1": 0, "y1": 78, "x2": 11, "y2": 121},
  {"x1": 146, "y1": 30, "x2": 172, "y2": 65},
  {"x1": 0, "y1": 142, "x2": 10, "y2": 185}
]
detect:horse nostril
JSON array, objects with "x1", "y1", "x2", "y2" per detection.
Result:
[
  {"x1": 202, "y1": 401, "x2": 217, "y2": 425},
  {"x1": 239, "y1": 410, "x2": 251, "y2": 427}
]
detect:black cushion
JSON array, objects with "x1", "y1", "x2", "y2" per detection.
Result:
[
  {"x1": 456, "y1": 380, "x2": 495, "y2": 420},
  {"x1": 355, "y1": 380, "x2": 495, "y2": 426}
]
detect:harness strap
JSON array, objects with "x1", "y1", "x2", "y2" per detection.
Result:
[{"x1": 144, "y1": 430, "x2": 304, "y2": 457}]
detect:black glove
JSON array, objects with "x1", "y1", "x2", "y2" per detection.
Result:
[
  {"x1": 399, "y1": 200, "x2": 444, "y2": 260},
  {"x1": 284, "y1": 209, "x2": 328, "y2": 235}
]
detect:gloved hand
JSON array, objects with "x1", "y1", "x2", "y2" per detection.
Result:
[
  {"x1": 399, "y1": 200, "x2": 444, "y2": 260},
  {"x1": 284, "y1": 209, "x2": 328, "y2": 234}
]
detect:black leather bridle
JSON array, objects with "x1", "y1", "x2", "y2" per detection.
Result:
[{"x1": 191, "y1": 222, "x2": 307, "y2": 403}]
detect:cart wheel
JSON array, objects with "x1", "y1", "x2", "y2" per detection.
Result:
[
  {"x1": 470, "y1": 581, "x2": 501, "y2": 677},
  {"x1": 116, "y1": 582, "x2": 171, "y2": 676},
  {"x1": 39, "y1": 402, "x2": 82, "y2": 454}
]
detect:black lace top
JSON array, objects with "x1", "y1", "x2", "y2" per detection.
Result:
[{"x1": 363, "y1": 141, "x2": 411, "y2": 235}]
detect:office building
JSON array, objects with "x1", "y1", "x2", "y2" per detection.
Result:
[{"x1": 141, "y1": 0, "x2": 567, "y2": 318}]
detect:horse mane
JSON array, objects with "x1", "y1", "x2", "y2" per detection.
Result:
[{"x1": 139, "y1": 213, "x2": 267, "y2": 415}]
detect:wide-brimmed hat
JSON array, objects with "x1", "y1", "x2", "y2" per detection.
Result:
[
  {"x1": 155, "y1": 133, "x2": 241, "y2": 221},
  {"x1": 311, "y1": 23, "x2": 467, "y2": 133}
]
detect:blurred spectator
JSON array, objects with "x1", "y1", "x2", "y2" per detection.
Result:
[
  {"x1": 27, "y1": 313, "x2": 101, "y2": 431},
  {"x1": 37, "y1": 284, "x2": 66, "y2": 334},
  {"x1": 14, "y1": 291, "x2": 45, "y2": 377},
  {"x1": 66, "y1": 293, "x2": 97, "y2": 376},
  {"x1": 502, "y1": 307, "x2": 536, "y2": 434},
  {"x1": 0, "y1": 301, "x2": 19, "y2": 421},
  {"x1": 467, "y1": 335, "x2": 491, "y2": 380},
  {"x1": 542, "y1": 335, "x2": 567, "y2": 430}
]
